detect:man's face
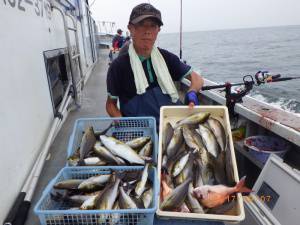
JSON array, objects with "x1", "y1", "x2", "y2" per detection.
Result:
[{"x1": 128, "y1": 18, "x2": 161, "y2": 52}]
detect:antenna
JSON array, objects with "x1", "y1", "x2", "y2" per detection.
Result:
[{"x1": 179, "y1": 0, "x2": 183, "y2": 59}]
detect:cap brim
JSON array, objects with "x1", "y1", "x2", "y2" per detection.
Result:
[{"x1": 130, "y1": 15, "x2": 163, "y2": 26}]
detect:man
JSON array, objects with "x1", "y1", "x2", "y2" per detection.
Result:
[
  {"x1": 106, "y1": 3, "x2": 204, "y2": 122},
  {"x1": 112, "y1": 29, "x2": 124, "y2": 50}
]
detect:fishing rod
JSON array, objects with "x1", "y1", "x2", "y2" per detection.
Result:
[
  {"x1": 179, "y1": 0, "x2": 183, "y2": 59},
  {"x1": 201, "y1": 71, "x2": 300, "y2": 117}
]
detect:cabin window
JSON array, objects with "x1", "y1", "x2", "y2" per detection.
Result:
[{"x1": 44, "y1": 48, "x2": 71, "y2": 114}]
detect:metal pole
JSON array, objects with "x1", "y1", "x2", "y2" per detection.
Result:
[{"x1": 52, "y1": 4, "x2": 79, "y2": 105}]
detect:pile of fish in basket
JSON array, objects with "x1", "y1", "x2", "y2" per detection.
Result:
[
  {"x1": 157, "y1": 106, "x2": 245, "y2": 222},
  {"x1": 34, "y1": 117, "x2": 158, "y2": 225}
]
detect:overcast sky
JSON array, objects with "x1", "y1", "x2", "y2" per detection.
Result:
[{"x1": 89, "y1": 0, "x2": 300, "y2": 34}]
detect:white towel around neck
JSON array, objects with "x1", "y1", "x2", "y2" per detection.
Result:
[{"x1": 128, "y1": 43, "x2": 179, "y2": 103}]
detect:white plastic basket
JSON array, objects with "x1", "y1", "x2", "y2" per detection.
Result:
[{"x1": 156, "y1": 106, "x2": 245, "y2": 222}]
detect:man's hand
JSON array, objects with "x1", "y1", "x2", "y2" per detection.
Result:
[{"x1": 184, "y1": 90, "x2": 199, "y2": 106}]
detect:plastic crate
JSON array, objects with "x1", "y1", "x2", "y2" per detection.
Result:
[
  {"x1": 34, "y1": 166, "x2": 158, "y2": 225},
  {"x1": 67, "y1": 117, "x2": 158, "y2": 166},
  {"x1": 157, "y1": 106, "x2": 245, "y2": 222}
]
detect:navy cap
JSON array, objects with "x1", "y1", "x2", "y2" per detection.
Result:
[{"x1": 129, "y1": 3, "x2": 163, "y2": 26}]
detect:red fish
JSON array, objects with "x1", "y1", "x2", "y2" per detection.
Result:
[{"x1": 193, "y1": 176, "x2": 252, "y2": 208}]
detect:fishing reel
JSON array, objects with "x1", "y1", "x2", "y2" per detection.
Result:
[
  {"x1": 224, "y1": 75, "x2": 255, "y2": 118},
  {"x1": 254, "y1": 71, "x2": 281, "y2": 85}
]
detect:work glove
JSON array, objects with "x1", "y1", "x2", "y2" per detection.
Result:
[{"x1": 184, "y1": 90, "x2": 199, "y2": 106}]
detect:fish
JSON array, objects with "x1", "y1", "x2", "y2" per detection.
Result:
[
  {"x1": 162, "y1": 154, "x2": 168, "y2": 168},
  {"x1": 83, "y1": 157, "x2": 107, "y2": 166},
  {"x1": 50, "y1": 192, "x2": 93, "y2": 206},
  {"x1": 172, "y1": 152, "x2": 190, "y2": 177},
  {"x1": 162, "y1": 122, "x2": 174, "y2": 154},
  {"x1": 119, "y1": 186, "x2": 138, "y2": 209},
  {"x1": 160, "y1": 172, "x2": 173, "y2": 202},
  {"x1": 80, "y1": 195, "x2": 97, "y2": 210},
  {"x1": 178, "y1": 202, "x2": 191, "y2": 213},
  {"x1": 135, "y1": 163, "x2": 149, "y2": 198},
  {"x1": 78, "y1": 174, "x2": 111, "y2": 191},
  {"x1": 126, "y1": 136, "x2": 151, "y2": 149},
  {"x1": 182, "y1": 125, "x2": 200, "y2": 150},
  {"x1": 93, "y1": 141, "x2": 125, "y2": 165},
  {"x1": 207, "y1": 117, "x2": 226, "y2": 151},
  {"x1": 142, "y1": 188, "x2": 153, "y2": 208},
  {"x1": 166, "y1": 148, "x2": 186, "y2": 178},
  {"x1": 174, "y1": 153, "x2": 194, "y2": 186},
  {"x1": 223, "y1": 136, "x2": 235, "y2": 185},
  {"x1": 212, "y1": 150, "x2": 227, "y2": 185},
  {"x1": 79, "y1": 126, "x2": 97, "y2": 162},
  {"x1": 108, "y1": 200, "x2": 120, "y2": 225},
  {"x1": 193, "y1": 176, "x2": 252, "y2": 208},
  {"x1": 197, "y1": 125, "x2": 220, "y2": 158},
  {"x1": 67, "y1": 148, "x2": 80, "y2": 166},
  {"x1": 100, "y1": 135, "x2": 145, "y2": 165},
  {"x1": 94, "y1": 122, "x2": 115, "y2": 137},
  {"x1": 174, "y1": 112, "x2": 210, "y2": 128},
  {"x1": 200, "y1": 163, "x2": 215, "y2": 185},
  {"x1": 166, "y1": 127, "x2": 183, "y2": 158},
  {"x1": 95, "y1": 177, "x2": 120, "y2": 210},
  {"x1": 193, "y1": 158, "x2": 204, "y2": 188},
  {"x1": 138, "y1": 140, "x2": 153, "y2": 157},
  {"x1": 160, "y1": 178, "x2": 192, "y2": 211},
  {"x1": 186, "y1": 183, "x2": 204, "y2": 213},
  {"x1": 53, "y1": 179, "x2": 83, "y2": 190}
]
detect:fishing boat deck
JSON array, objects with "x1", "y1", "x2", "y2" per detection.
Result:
[{"x1": 26, "y1": 49, "x2": 223, "y2": 225}]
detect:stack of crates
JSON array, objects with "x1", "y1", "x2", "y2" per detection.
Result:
[{"x1": 34, "y1": 117, "x2": 158, "y2": 225}]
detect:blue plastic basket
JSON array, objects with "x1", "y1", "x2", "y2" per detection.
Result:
[
  {"x1": 34, "y1": 166, "x2": 158, "y2": 225},
  {"x1": 67, "y1": 117, "x2": 158, "y2": 166}
]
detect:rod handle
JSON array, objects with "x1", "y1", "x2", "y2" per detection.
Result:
[{"x1": 3, "y1": 192, "x2": 26, "y2": 225}]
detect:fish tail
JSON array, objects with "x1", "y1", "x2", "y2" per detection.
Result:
[{"x1": 235, "y1": 176, "x2": 253, "y2": 194}]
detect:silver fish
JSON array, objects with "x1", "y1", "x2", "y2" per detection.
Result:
[
  {"x1": 186, "y1": 183, "x2": 204, "y2": 213},
  {"x1": 174, "y1": 153, "x2": 194, "y2": 186},
  {"x1": 142, "y1": 188, "x2": 153, "y2": 208},
  {"x1": 80, "y1": 195, "x2": 97, "y2": 210},
  {"x1": 197, "y1": 125, "x2": 220, "y2": 158},
  {"x1": 138, "y1": 140, "x2": 153, "y2": 157},
  {"x1": 193, "y1": 158, "x2": 204, "y2": 188},
  {"x1": 119, "y1": 186, "x2": 138, "y2": 209},
  {"x1": 53, "y1": 179, "x2": 82, "y2": 190},
  {"x1": 93, "y1": 141, "x2": 125, "y2": 165},
  {"x1": 83, "y1": 157, "x2": 107, "y2": 166},
  {"x1": 135, "y1": 163, "x2": 149, "y2": 198},
  {"x1": 182, "y1": 125, "x2": 200, "y2": 150},
  {"x1": 166, "y1": 127, "x2": 183, "y2": 158},
  {"x1": 162, "y1": 122, "x2": 174, "y2": 154},
  {"x1": 78, "y1": 174, "x2": 111, "y2": 191},
  {"x1": 95, "y1": 177, "x2": 120, "y2": 210},
  {"x1": 174, "y1": 112, "x2": 210, "y2": 128},
  {"x1": 126, "y1": 136, "x2": 151, "y2": 149},
  {"x1": 225, "y1": 136, "x2": 235, "y2": 185},
  {"x1": 172, "y1": 152, "x2": 190, "y2": 177},
  {"x1": 207, "y1": 117, "x2": 226, "y2": 151},
  {"x1": 79, "y1": 126, "x2": 97, "y2": 161},
  {"x1": 100, "y1": 135, "x2": 145, "y2": 165},
  {"x1": 160, "y1": 178, "x2": 192, "y2": 211},
  {"x1": 212, "y1": 150, "x2": 227, "y2": 185},
  {"x1": 109, "y1": 200, "x2": 120, "y2": 225}
]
